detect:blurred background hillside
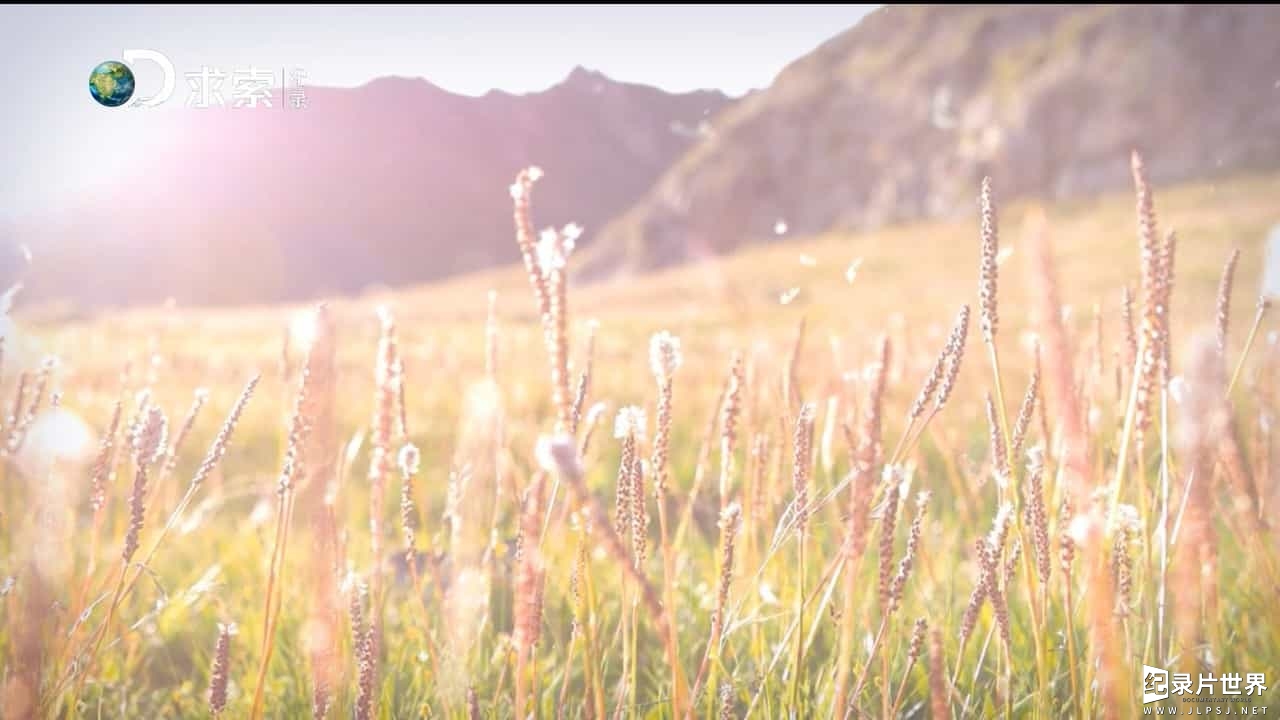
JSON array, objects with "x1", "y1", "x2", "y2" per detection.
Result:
[{"x1": 4, "y1": 4, "x2": 1279, "y2": 310}]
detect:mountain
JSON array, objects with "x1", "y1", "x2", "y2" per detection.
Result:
[
  {"x1": 6, "y1": 67, "x2": 730, "y2": 307},
  {"x1": 586, "y1": 4, "x2": 1280, "y2": 276}
]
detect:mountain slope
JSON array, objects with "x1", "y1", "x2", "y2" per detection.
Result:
[
  {"x1": 587, "y1": 4, "x2": 1280, "y2": 276},
  {"x1": 7, "y1": 68, "x2": 730, "y2": 307}
]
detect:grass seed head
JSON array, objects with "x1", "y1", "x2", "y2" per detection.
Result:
[
  {"x1": 935, "y1": 305, "x2": 970, "y2": 412},
  {"x1": 649, "y1": 330, "x2": 683, "y2": 383},
  {"x1": 929, "y1": 628, "x2": 949, "y2": 720},
  {"x1": 1010, "y1": 366, "x2": 1039, "y2": 461},
  {"x1": 791, "y1": 402, "x2": 816, "y2": 535},
  {"x1": 979, "y1": 177, "x2": 1000, "y2": 342},
  {"x1": 208, "y1": 622, "x2": 235, "y2": 718}
]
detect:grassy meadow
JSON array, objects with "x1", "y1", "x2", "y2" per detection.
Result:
[{"x1": 2, "y1": 160, "x2": 1279, "y2": 719}]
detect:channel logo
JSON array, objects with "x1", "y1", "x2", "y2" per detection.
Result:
[{"x1": 88, "y1": 50, "x2": 175, "y2": 108}]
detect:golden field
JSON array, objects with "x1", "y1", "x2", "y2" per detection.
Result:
[{"x1": 2, "y1": 162, "x2": 1278, "y2": 719}]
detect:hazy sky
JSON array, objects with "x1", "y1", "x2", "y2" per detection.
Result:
[{"x1": 2, "y1": 4, "x2": 878, "y2": 214}]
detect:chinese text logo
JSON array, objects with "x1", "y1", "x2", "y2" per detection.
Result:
[
  {"x1": 1142, "y1": 664, "x2": 1267, "y2": 704},
  {"x1": 89, "y1": 50, "x2": 305, "y2": 110}
]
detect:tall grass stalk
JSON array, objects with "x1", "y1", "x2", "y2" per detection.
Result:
[
  {"x1": 250, "y1": 323, "x2": 317, "y2": 720},
  {"x1": 1227, "y1": 298, "x2": 1271, "y2": 396}
]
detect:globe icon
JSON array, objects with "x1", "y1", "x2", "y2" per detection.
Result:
[{"x1": 89, "y1": 61, "x2": 136, "y2": 107}]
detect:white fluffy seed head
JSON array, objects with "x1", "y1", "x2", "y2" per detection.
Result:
[
  {"x1": 536, "y1": 434, "x2": 583, "y2": 480},
  {"x1": 719, "y1": 501, "x2": 742, "y2": 531},
  {"x1": 1115, "y1": 504, "x2": 1141, "y2": 533},
  {"x1": 1067, "y1": 509, "x2": 1104, "y2": 551},
  {"x1": 613, "y1": 406, "x2": 647, "y2": 440},
  {"x1": 536, "y1": 227, "x2": 576, "y2": 274},
  {"x1": 649, "y1": 331, "x2": 683, "y2": 382},
  {"x1": 510, "y1": 166, "x2": 544, "y2": 199},
  {"x1": 398, "y1": 443, "x2": 421, "y2": 477}
]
